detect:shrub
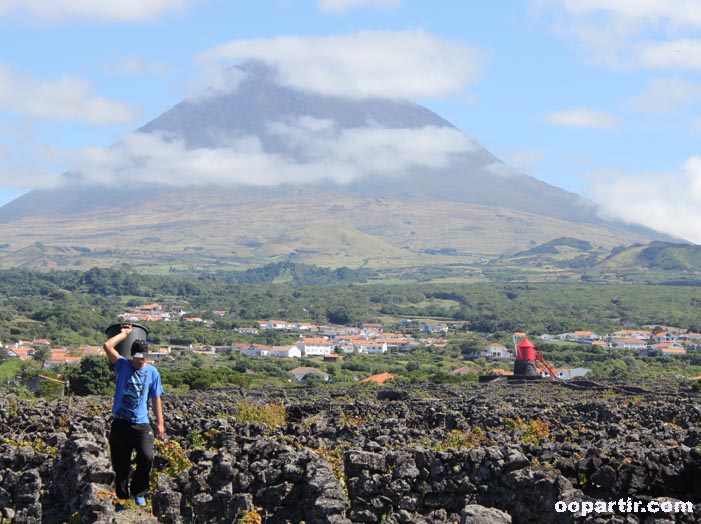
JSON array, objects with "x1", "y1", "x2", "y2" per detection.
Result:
[{"x1": 234, "y1": 401, "x2": 286, "y2": 427}]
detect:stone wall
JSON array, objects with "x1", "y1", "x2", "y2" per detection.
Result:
[{"x1": 1, "y1": 381, "x2": 700, "y2": 523}]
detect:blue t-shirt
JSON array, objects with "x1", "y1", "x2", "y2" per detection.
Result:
[{"x1": 111, "y1": 356, "x2": 164, "y2": 424}]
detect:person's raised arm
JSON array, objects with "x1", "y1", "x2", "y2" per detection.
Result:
[{"x1": 103, "y1": 324, "x2": 131, "y2": 366}]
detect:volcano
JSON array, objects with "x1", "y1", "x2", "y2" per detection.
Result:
[{"x1": 0, "y1": 62, "x2": 673, "y2": 274}]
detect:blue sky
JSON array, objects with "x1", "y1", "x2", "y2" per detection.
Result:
[{"x1": 0, "y1": 0, "x2": 700, "y2": 241}]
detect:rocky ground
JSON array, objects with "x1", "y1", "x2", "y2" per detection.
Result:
[{"x1": 1, "y1": 379, "x2": 701, "y2": 524}]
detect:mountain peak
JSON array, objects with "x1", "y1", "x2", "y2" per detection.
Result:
[
  {"x1": 138, "y1": 59, "x2": 456, "y2": 152},
  {"x1": 0, "y1": 64, "x2": 677, "y2": 274}
]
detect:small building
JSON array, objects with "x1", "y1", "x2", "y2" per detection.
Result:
[
  {"x1": 288, "y1": 366, "x2": 329, "y2": 383},
  {"x1": 541, "y1": 367, "x2": 592, "y2": 380},
  {"x1": 421, "y1": 323, "x2": 449, "y2": 334},
  {"x1": 268, "y1": 346, "x2": 302, "y2": 358},
  {"x1": 642, "y1": 342, "x2": 687, "y2": 357},
  {"x1": 234, "y1": 344, "x2": 270, "y2": 357},
  {"x1": 295, "y1": 337, "x2": 334, "y2": 357},
  {"x1": 651, "y1": 332, "x2": 678, "y2": 343},
  {"x1": 610, "y1": 337, "x2": 648, "y2": 350},
  {"x1": 480, "y1": 343, "x2": 512, "y2": 359},
  {"x1": 235, "y1": 327, "x2": 259, "y2": 335},
  {"x1": 354, "y1": 340, "x2": 388, "y2": 354}
]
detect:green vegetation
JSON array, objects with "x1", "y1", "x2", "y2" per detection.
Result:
[
  {"x1": 504, "y1": 416, "x2": 552, "y2": 445},
  {"x1": 1, "y1": 435, "x2": 57, "y2": 457},
  {"x1": 154, "y1": 439, "x2": 193, "y2": 478},
  {"x1": 233, "y1": 401, "x2": 286, "y2": 427},
  {"x1": 437, "y1": 427, "x2": 490, "y2": 450},
  {"x1": 1, "y1": 266, "x2": 701, "y2": 396}
]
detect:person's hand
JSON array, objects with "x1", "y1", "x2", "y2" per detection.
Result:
[
  {"x1": 156, "y1": 421, "x2": 165, "y2": 438},
  {"x1": 120, "y1": 324, "x2": 133, "y2": 336}
]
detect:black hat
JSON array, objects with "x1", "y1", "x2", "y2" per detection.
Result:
[{"x1": 131, "y1": 339, "x2": 149, "y2": 359}]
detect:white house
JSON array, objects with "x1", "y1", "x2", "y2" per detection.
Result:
[
  {"x1": 574, "y1": 331, "x2": 601, "y2": 343},
  {"x1": 354, "y1": 340, "x2": 388, "y2": 354},
  {"x1": 257, "y1": 319, "x2": 294, "y2": 330},
  {"x1": 335, "y1": 341, "x2": 357, "y2": 354},
  {"x1": 235, "y1": 327, "x2": 259, "y2": 335},
  {"x1": 235, "y1": 344, "x2": 270, "y2": 357},
  {"x1": 480, "y1": 343, "x2": 512, "y2": 359},
  {"x1": 642, "y1": 342, "x2": 686, "y2": 356},
  {"x1": 650, "y1": 332, "x2": 679, "y2": 344},
  {"x1": 288, "y1": 366, "x2": 330, "y2": 383},
  {"x1": 268, "y1": 346, "x2": 302, "y2": 358},
  {"x1": 540, "y1": 367, "x2": 592, "y2": 380},
  {"x1": 610, "y1": 330, "x2": 650, "y2": 340},
  {"x1": 610, "y1": 337, "x2": 648, "y2": 350},
  {"x1": 421, "y1": 323, "x2": 449, "y2": 334},
  {"x1": 295, "y1": 337, "x2": 334, "y2": 357}
]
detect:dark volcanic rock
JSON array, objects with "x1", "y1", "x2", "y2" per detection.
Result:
[{"x1": 1, "y1": 381, "x2": 701, "y2": 523}]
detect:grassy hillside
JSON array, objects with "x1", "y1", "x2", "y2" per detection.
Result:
[{"x1": 0, "y1": 188, "x2": 658, "y2": 280}]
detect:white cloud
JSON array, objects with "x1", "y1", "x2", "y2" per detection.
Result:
[
  {"x1": 558, "y1": 0, "x2": 701, "y2": 29},
  {"x1": 543, "y1": 107, "x2": 616, "y2": 128},
  {"x1": 539, "y1": 0, "x2": 701, "y2": 70},
  {"x1": 626, "y1": 77, "x2": 701, "y2": 113},
  {"x1": 692, "y1": 117, "x2": 701, "y2": 134},
  {"x1": 317, "y1": 0, "x2": 401, "y2": 14},
  {"x1": 187, "y1": 66, "x2": 248, "y2": 101},
  {"x1": 634, "y1": 39, "x2": 701, "y2": 71},
  {"x1": 0, "y1": 167, "x2": 64, "y2": 189},
  {"x1": 0, "y1": 0, "x2": 195, "y2": 22},
  {"x1": 484, "y1": 162, "x2": 520, "y2": 178},
  {"x1": 587, "y1": 156, "x2": 701, "y2": 242},
  {"x1": 64, "y1": 122, "x2": 475, "y2": 188},
  {"x1": 501, "y1": 149, "x2": 544, "y2": 173},
  {"x1": 0, "y1": 65, "x2": 136, "y2": 124},
  {"x1": 0, "y1": 142, "x2": 77, "y2": 189},
  {"x1": 197, "y1": 30, "x2": 484, "y2": 99},
  {"x1": 103, "y1": 57, "x2": 170, "y2": 76}
]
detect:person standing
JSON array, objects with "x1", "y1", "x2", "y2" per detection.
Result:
[{"x1": 103, "y1": 324, "x2": 165, "y2": 508}]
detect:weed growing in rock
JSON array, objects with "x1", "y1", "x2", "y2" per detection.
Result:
[
  {"x1": 190, "y1": 428, "x2": 223, "y2": 449},
  {"x1": 234, "y1": 401, "x2": 286, "y2": 427},
  {"x1": 1, "y1": 436, "x2": 57, "y2": 456},
  {"x1": 190, "y1": 429, "x2": 204, "y2": 447},
  {"x1": 300, "y1": 412, "x2": 329, "y2": 431},
  {"x1": 601, "y1": 389, "x2": 620, "y2": 400},
  {"x1": 314, "y1": 445, "x2": 348, "y2": 498},
  {"x1": 154, "y1": 439, "x2": 193, "y2": 478},
  {"x1": 437, "y1": 427, "x2": 490, "y2": 450},
  {"x1": 578, "y1": 471, "x2": 588, "y2": 487},
  {"x1": 5, "y1": 396, "x2": 19, "y2": 417},
  {"x1": 504, "y1": 415, "x2": 552, "y2": 445},
  {"x1": 237, "y1": 507, "x2": 264, "y2": 524},
  {"x1": 83, "y1": 401, "x2": 104, "y2": 417},
  {"x1": 205, "y1": 428, "x2": 223, "y2": 448},
  {"x1": 339, "y1": 410, "x2": 367, "y2": 427}
]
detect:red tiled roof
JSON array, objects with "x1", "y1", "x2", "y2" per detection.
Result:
[{"x1": 359, "y1": 372, "x2": 395, "y2": 384}]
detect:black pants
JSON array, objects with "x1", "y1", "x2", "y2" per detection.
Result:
[{"x1": 109, "y1": 419, "x2": 154, "y2": 500}]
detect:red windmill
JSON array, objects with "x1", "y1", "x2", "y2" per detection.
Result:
[{"x1": 514, "y1": 337, "x2": 558, "y2": 379}]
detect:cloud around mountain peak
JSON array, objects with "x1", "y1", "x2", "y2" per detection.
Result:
[
  {"x1": 67, "y1": 122, "x2": 477, "y2": 189},
  {"x1": 196, "y1": 30, "x2": 484, "y2": 100}
]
